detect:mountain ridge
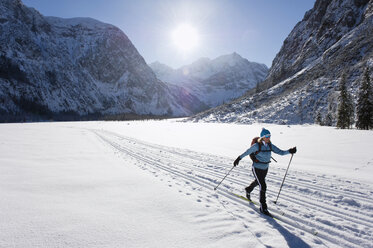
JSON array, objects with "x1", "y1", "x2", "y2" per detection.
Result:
[
  {"x1": 0, "y1": 0, "x2": 204, "y2": 121},
  {"x1": 150, "y1": 53, "x2": 268, "y2": 108},
  {"x1": 189, "y1": 0, "x2": 373, "y2": 125}
]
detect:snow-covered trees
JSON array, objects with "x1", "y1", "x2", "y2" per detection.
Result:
[
  {"x1": 315, "y1": 111, "x2": 323, "y2": 125},
  {"x1": 337, "y1": 73, "x2": 354, "y2": 129},
  {"x1": 356, "y1": 67, "x2": 372, "y2": 130},
  {"x1": 298, "y1": 97, "x2": 304, "y2": 124}
]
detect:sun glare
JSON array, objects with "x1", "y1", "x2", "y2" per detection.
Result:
[{"x1": 171, "y1": 23, "x2": 199, "y2": 52}]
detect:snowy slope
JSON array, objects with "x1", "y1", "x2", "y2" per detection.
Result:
[
  {"x1": 0, "y1": 120, "x2": 372, "y2": 248},
  {"x1": 190, "y1": 0, "x2": 373, "y2": 125},
  {"x1": 150, "y1": 53, "x2": 268, "y2": 108}
]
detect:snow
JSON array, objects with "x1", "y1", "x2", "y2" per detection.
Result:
[
  {"x1": 46, "y1": 16, "x2": 113, "y2": 30},
  {"x1": 0, "y1": 120, "x2": 372, "y2": 248}
]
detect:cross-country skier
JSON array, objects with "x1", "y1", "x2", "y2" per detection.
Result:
[{"x1": 233, "y1": 128, "x2": 297, "y2": 216}]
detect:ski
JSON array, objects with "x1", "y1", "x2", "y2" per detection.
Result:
[
  {"x1": 231, "y1": 192, "x2": 319, "y2": 237},
  {"x1": 231, "y1": 193, "x2": 280, "y2": 219},
  {"x1": 231, "y1": 193, "x2": 258, "y2": 205}
]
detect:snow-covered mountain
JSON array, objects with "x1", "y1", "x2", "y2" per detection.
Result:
[
  {"x1": 150, "y1": 53, "x2": 268, "y2": 107},
  {"x1": 190, "y1": 0, "x2": 373, "y2": 125},
  {"x1": 0, "y1": 0, "x2": 205, "y2": 121}
]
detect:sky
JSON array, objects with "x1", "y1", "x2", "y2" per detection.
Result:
[{"x1": 22, "y1": 0, "x2": 315, "y2": 69}]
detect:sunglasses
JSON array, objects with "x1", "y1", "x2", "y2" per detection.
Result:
[{"x1": 264, "y1": 135, "x2": 271, "y2": 138}]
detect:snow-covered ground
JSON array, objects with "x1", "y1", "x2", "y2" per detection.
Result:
[{"x1": 0, "y1": 120, "x2": 372, "y2": 248}]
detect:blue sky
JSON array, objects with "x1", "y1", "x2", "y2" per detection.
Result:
[{"x1": 22, "y1": 0, "x2": 315, "y2": 69}]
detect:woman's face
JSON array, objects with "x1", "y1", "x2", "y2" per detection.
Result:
[{"x1": 263, "y1": 135, "x2": 271, "y2": 144}]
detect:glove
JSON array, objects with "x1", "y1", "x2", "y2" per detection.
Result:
[
  {"x1": 233, "y1": 156, "x2": 241, "y2": 167},
  {"x1": 289, "y1": 147, "x2": 297, "y2": 154}
]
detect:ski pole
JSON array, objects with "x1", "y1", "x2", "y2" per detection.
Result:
[
  {"x1": 214, "y1": 165, "x2": 235, "y2": 191},
  {"x1": 273, "y1": 153, "x2": 294, "y2": 204}
]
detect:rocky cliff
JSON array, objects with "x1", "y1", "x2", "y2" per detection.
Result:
[
  {"x1": 0, "y1": 0, "x2": 198, "y2": 121},
  {"x1": 190, "y1": 0, "x2": 373, "y2": 125}
]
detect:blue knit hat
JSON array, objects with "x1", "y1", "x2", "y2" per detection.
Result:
[{"x1": 260, "y1": 128, "x2": 271, "y2": 138}]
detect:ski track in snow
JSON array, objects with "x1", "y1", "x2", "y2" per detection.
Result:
[{"x1": 91, "y1": 128, "x2": 373, "y2": 248}]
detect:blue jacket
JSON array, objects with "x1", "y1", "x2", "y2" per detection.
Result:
[{"x1": 239, "y1": 142, "x2": 290, "y2": 170}]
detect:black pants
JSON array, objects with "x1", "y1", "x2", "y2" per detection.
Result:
[{"x1": 245, "y1": 167, "x2": 268, "y2": 210}]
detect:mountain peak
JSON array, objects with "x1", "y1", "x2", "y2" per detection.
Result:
[
  {"x1": 150, "y1": 53, "x2": 268, "y2": 108},
  {"x1": 225, "y1": 52, "x2": 242, "y2": 59},
  {"x1": 149, "y1": 61, "x2": 172, "y2": 69},
  {"x1": 213, "y1": 52, "x2": 246, "y2": 67},
  {"x1": 45, "y1": 16, "x2": 114, "y2": 30}
]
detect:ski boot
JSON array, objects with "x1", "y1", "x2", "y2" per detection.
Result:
[
  {"x1": 245, "y1": 188, "x2": 252, "y2": 202},
  {"x1": 260, "y1": 206, "x2": 273, "y2": 217}
]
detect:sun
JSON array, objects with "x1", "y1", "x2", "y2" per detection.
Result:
[{"x1": 171, "y1": 23, "x2": 199, "y2": 52}]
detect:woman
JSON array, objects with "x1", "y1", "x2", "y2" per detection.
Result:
[{"x1": 233, "y1": 128, "x2": 296, "y2": 216}]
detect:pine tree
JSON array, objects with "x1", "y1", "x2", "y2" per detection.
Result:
[
  {"x1": 347, "y1": 92, "x2": 355, "y2": 128},
  {"x1": 255, "y1": 82, "x2": 261, "y2": 94},
  {"x1": 298, "y1": 97, "x2": 304, "y2": 124},
  {"x1": 315, "y1": 111, "x2": 323, "y2": 125},
  {"x1": 356, "y1": 67, "x2": 373, "y2": 130},
  {"x1": 337, "y1": 73, "x2": 354, "y2": 129},
  {"x1": 324, "y1": 112, "x2": 333, "y2": 126}
]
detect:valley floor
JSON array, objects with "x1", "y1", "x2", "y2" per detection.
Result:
[{"x1": 0, "y1": 120, "x2": 372, "y2": 247}]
